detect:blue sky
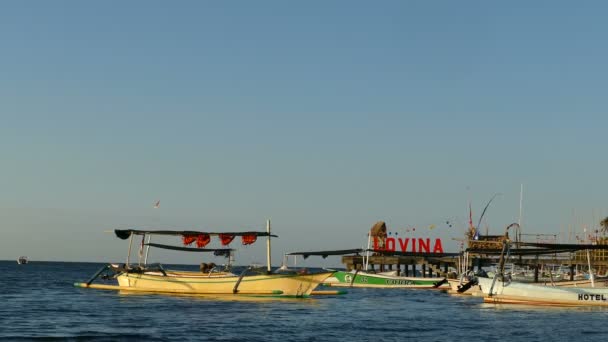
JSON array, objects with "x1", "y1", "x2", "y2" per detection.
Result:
[{"x1": 1, "y1": 1, "x2": 607, "y2": 266}]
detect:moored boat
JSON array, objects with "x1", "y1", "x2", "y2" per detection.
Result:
[
  {"x1": 474, "y1": 223, "x2": 608, "y2": 306},
  {"x1": 286, "y1": 249, "x2": 449, "y2": 289},
  {"x1": 477, "y1": 276, "x2": 608, "y2": 306},
  {"x1": 324, "y1": 270, "x2": 449, "y2": 289},
  {"x1": 76, "y1": 221, "x2": 334, "y2": 298}
]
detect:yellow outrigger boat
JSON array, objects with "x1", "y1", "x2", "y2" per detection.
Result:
[{"x1": 75, "y1": 221, "x2": 334, "y2": 298}]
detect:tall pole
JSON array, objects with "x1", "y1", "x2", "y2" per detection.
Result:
[
  {"x1": 365, "y1": 231, "x2": 372, "y2": 271},
  {"x1": 266, "y1": 219, "x2": 272, "y2": 274}
]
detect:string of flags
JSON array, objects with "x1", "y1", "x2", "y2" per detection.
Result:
[{"x1": 181, "y1": 233, "x2": 258, "y2": 247}]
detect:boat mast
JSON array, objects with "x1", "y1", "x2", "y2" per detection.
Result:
[{"x1": 266, "y1": 219, "x2": 272, "y2": 274}]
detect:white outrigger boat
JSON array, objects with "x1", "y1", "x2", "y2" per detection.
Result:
[
  {"x1": 478, "y1": 276, "x2": 608, "y2": 306},
  {"x1": 75, "y1": 221, "x2": 334, "y2": 298},
  {"x1": 473, "y1": 226, "x2": 608, "y2": 306}
]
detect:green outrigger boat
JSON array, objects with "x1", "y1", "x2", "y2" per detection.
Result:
[
  {"x1": 324, "y1": 270, "x2": 448, "y2": 288},
  {"x1": 286, "y1": 248, "x2": 449, "y2": 289}
]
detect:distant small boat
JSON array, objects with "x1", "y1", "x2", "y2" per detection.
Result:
[{"x1": 17, "y1": 256, "x2": 28, "y2": 264}]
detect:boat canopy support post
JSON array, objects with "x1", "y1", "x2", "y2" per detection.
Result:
[
  {"x1": 266, "y1": 219, "x2": 272, "y2": 274},
  {"x1": 144, "y1": 234, "x2": 152, "y2": 266},
  {"x1": 126, "y1": 232, "x2": 134, "y2": 268},
  {"x1": 586, "y1": 249, "x2": 595, "y2": 288}
]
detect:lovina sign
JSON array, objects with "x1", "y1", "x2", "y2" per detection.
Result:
[{"x1": 373, "y1": 236, "x2": 444, "y2": 254}]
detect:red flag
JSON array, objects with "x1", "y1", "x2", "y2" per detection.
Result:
[
  {"x1": 196, "y1": 234, "x2": 211, "y2": 248},
  {"x1": 241, "y1": 234, "x2": 257, "y2": 245},
  {"x1": 182, "y1": 235, "x2": 196, "y2": 246},
  {"x1": 219, "y1": 234, "x2": 235, "y2": 246}
]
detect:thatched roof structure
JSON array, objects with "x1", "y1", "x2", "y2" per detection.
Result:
[{"x1": 370, "y1": 221, "x2": 387, "y2": 238}]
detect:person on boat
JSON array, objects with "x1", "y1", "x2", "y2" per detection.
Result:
[{"x1": 200, "y1": 262, "x2": 217, "y2": 273}]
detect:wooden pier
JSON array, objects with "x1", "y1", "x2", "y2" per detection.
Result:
[
  {"x1": 340, "y1": 237, "x2": 608, "y2": 281},
  {"x1": 341, "y1": 221, "x2": 608, "y2": 281}
]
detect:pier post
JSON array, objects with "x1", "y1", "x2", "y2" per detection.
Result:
[
  {"x1": 570, "y1": 264, "x2": 575, "y2": 281},
  {"x1": 534, "y1": 265, "x2": 539, "y2": 283},
  {"x1": 412, "y1": 264, "x2": 416, "y2": 277},
  {"x1": 397, "y1": 263, "x2": 401, "y2": 276},
  {"x1": 405, "y1": 264, "x2": 409, "y2": 276},
  {"x1": 422, "y1": 264, "x2": 427, "y2": 278}
]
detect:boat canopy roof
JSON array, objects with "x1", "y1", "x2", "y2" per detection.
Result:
[
  {"x1": 371, "y1": 250, "x2": 461, "y2": 257},
  {"x1": 467, "y1": 242, "x2": 608, "y2": 255},
  {"x1": 144, "y1": 243, "x2": 234, "y2": 254},
  {"x1": 518, "y1": 242, "x2": 608, "y2": 250},
  {"x1": 287, "y1": 249, "x2": 364, "y2": 259},
  {"x1": 115, "y1": 229, "x2": 277, "y2": 240}
]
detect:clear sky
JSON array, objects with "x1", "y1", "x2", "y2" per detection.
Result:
[{"x1": 1, "y1": 1, "x2": 607, "y2": 267}]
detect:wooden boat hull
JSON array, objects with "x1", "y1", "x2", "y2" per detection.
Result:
[
  {"x1": 324, "y1": 271, "x2": 448, "y2": 288},
  {"x1": 477, "y1": 276, "x2": 608, "y2": 306},
  {"x1": 114, "y1": 271, "x2": 334, "y2": 297}
]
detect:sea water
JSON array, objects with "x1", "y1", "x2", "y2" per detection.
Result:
[{"x1": 1, "y1": 260, "x2": 607, "y2": 341}]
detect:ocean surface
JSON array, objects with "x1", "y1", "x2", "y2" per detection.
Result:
[{"x1": 2, "y1": 260, "x2": 608, "y2": 341}]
